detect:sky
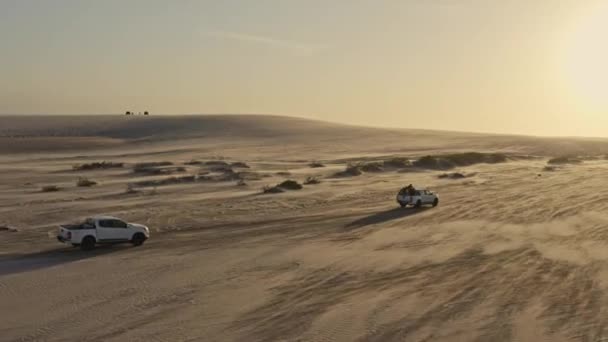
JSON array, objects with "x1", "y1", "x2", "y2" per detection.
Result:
[{"x1": 2, "y1": 0, "x2": 608, "y2": 136}]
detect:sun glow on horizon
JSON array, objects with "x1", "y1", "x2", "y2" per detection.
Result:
[{"x1": 562, "y1": 3, "x2": 608, "y2": 110}]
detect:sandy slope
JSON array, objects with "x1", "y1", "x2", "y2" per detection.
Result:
[{"x1": 2, "y1": 115, "x2": 608, "y2": 341}]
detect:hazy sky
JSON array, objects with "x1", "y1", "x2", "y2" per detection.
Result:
[{"x1": 2, "y1": 0, "x2": 608, "y2": 136}]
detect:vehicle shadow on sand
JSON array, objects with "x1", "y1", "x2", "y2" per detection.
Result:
[
  {"x1": 344, "y1": 207, "x2": 430, "y2": 231},
  {"x1": 0, "y1": 244, "x2": 130, "y2": 277}
]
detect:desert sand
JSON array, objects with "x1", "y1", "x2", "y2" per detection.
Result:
[{"x1": 2, "y1": 115, "x2": 608, "y2": 341}]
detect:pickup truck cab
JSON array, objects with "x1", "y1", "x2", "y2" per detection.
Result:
[
  {"x1": 57, "y1": 215, "x2": 150, "y2": 250},
  {"x1": 397, "y1": 188, "x2": 439, "y2": 208}
]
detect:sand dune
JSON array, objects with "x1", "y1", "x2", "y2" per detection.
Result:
[
  {"x1": 2, "y1": 114, "x2": 608, "y2": 157},
  {"x1": 2, "y1": 115, "x2": 608, "y2": 341}
]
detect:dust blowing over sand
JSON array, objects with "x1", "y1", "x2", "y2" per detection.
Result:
[{"x1": 3, "y1": 115, "x2": 608, "y2": 341}]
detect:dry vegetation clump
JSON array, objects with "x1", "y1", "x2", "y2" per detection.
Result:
[
  {"x1": 543, "y1": 165, "x2": 558, "y2": 172},
  {"x1": 236, "y1": 179, "x2": 247, "y2": 186},
  {"x1": 198, "y1": 167, "x2": 257, "y2": 182},
  {"x1": 76, "y1": 177, "x2": 97, "y2": 187},
  {"x1": 304, "y1": 176, "x2": 321, "y2": 185},
  {"x1": 276, "y1": 171, "x2": 291, "y2": 176},
  {"x1": 359, "y1": 162, "x2": 384, "y2": 172},
  {"x1": 217, "y1": 168, "x2": 241, "y2": 181},
  {"x1": 547, "y1": 156, "x2": 582, "y2": 165},
  {"x1": 308, "y1": 161, "x2": 325, "y2": 168},
  {"x1": 133, "y1": 163, "x2": 185, "y2": 176},
  {"x1": 437, "y1": 172, "x2": 467, "y2": 179},
  {"x1": 41, "y1": 185, "x2": 60, "y2": 192},
  {"x1": 383, "y1": 157, "x2": 411, "y2": 168},
  {"x1": 413, "y1": 152, "x2": 507, "y2": 170},
  {"x1": 262, "y1": 185, "x2": 284, "y2": 194},
  {"x1": 133, "y1": 175, "x2": 197, "y2": 187},
  {"x1": 262, "y1": 179, "x2": 304, "y2": 194},
  {"x1": 205, "y1": 161, "x2": 230, "y2": 167},
  {"x1": 333, "y1": 164, "x2": 363, "y2": 177},
  {"x1": 277, "y1": 180, "x2": 303, "y2": 190},
  {"x1": 184, "y1": 160, "x2": 203, "y2": 165},
  {"x1": 133, "y1": 161, "x2": 173, "y2": 170},
  {"x1": 72, "y1": 161, "x2": 124, "y2": 171},
  {"x1": 208, "y1": 165, "x2": 234, "y2": 173},
  {"x1": 231, "y1": 162, "x2": 250, "y2": 168}
]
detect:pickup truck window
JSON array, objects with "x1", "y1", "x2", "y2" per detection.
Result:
[
  {"x1": 99, "y1": 219, "x2": 127, "y2": 228},
  {"x1": 99, "y1": 220, "x2": 113, "y2": 228},
  {"x1": 110, "y1": 220, "x2": 128, "y2": 228}
]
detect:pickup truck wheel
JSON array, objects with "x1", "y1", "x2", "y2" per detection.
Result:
[
  {"x1": 399, "y1": 202, "x2": 406, "y2": 208},
  {"x1": 131, "y1": 233, "x2": 146, "y2": 246},
  {"x1": 433, "y1": 198, "x2": 439, "y2": 207},
  {"x1": 80, "y1": 236, "x2": 96, "y2": 251},
  {"x1": 414, "y1": 200, "x2": 422, "y2": 208}
]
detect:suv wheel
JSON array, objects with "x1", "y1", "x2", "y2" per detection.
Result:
[
  {"x1": 432, "y1": 198, "x2": 439, "y2": 207},
  {"x1": 415, "y1": 200, "x2": 422, "y2": 208},
  {"x1": 131, "y1": 233, "x2": 146, "y2": 246}
]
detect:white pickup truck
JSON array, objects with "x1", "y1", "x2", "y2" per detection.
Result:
[
  {"x1": 396, "y1": 188, "x2": 439, "y2": 208},
  {"x1": 57, "y1": 215, "x2": 150, "y2": 250}
]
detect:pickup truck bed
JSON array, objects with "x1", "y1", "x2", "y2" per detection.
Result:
[{"x1": 60, "y1": 224, "x2": 94, "y2": 230}]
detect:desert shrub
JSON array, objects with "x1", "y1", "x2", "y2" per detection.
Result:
[
  {"x1": 547, "y1": 156, "x2": 582, "y2": 165},
  {"x1": 277, "y1": 180, "x2": 303, "y2": 190},
  {"x1": 133, "y1": 161, "x2": 173, "y2": 172},
  {"x1": 138, "y1": 167, "x2": 184, "y2": 175},
  {"x1": 132, "y1": 162, "x2": 184, "y2": 175},
  {"x1": 184, "y1": 160, "x2": 203, "y2": 165},
  {"x1": 205, "y1": 161, "x2": 230, "y2": 167},
  {"x1": 437, "y1": 172, "x2": 466, "y2": 179},
  {"x1": 414, "y1": 155, "x2": 445, "y2": 169},
  {"x1": 209, "y1": 165, "x2": 234, "y2": 173},
  {"x1": 77, "y1": 177, "x2": 97, "y2": 187},
  {"x1": 304, "y1": 176, "x2": 321, "y2": 185},
  {"x1": 308, "y1": 161, "x2": 325, "y2": 168},
  {"x1": 443, "y1": 152, "x2": 506, "y2": 165},
  {"x1": 333, "y1": 164, "x2": 362, "y2": 177},
  {"x1": 262, "y1": 185, "x2": 284, "y2": 194},
  {"x1": 543, "y1": 165, "x2": 558, "y2": 171},
  {"x1": 413, "y1": 153, "x2": 507, "y2": 170},
  {"x1": 276, "y1": 171, "x2": 291, "y2": 176},
  {"x1": 360, "y1": 162, "x2": 384, "y2": 172},
  {"x1": 219, "y1": 169, "x2": 241, "y2": 181},
  {"x1": 231, "y1": 162, "x2": 250, "y2": 168},
  {"x1": 73, "y1": 161, "x2": 124, "y2": 171},
  {"x1": 236, "y1": 179, "x2": 247, "y2": 186},
  {"x1": 383, "y1": 158, "x2": 411, "y2": 168},
  {"x1": 41, "y1": 185, "x2": 60, "y2": 192}
]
